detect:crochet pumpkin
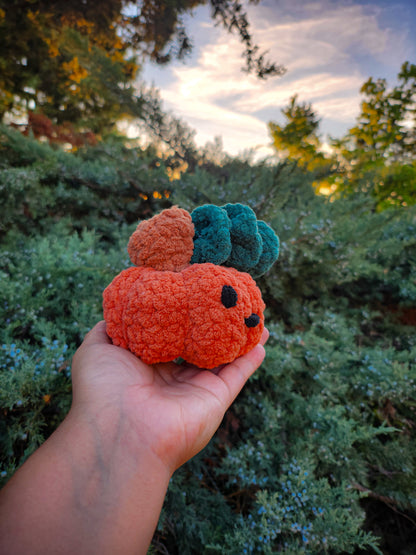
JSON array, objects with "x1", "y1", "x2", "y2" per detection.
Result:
[{"x1": 103, "y1": 204, "x2": 279, "y2": 369}]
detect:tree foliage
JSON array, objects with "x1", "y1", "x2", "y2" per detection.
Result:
[
  {"x1": 342, "y1": 61, "x2": 416, "y2": 163},
  {"x1": 0, "y1": 2, "x2": 140, "y2": 130},
  {"x1": 268, "y1": 95, "x2": 331, "y2": 176},
  {"x1": 0, "y1": 0, "x2": 285, "y2": 133},
  {"x1": 333, "y1": 61, "x2": 416, "y2": 209},
  {"x1": 1, "y1": 129, "x2": 416, "y2": 553},
  {"x1": 269, "y1": 63, "x2": 416, "y2": 208}
]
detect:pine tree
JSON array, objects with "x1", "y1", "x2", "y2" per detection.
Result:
[{"x1": 332, "y1": 62, "x2": 416, "y2": 208}]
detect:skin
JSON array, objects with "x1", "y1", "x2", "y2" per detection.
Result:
[{"x1": 0, "y1": 321, "x2": 268, "y2": 555}]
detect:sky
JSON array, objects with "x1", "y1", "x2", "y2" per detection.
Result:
[{"x1": 140, "y1": 0, "x2": 416, "y2": 158}]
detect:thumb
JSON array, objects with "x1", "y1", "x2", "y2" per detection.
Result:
[{"x1": 81, "y1": 321, "x2": 112, "y2": 347}]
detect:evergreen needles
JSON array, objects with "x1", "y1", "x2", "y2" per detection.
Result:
[{"x1": 1, "y1": 128, "x2": 415, "y2": 553}]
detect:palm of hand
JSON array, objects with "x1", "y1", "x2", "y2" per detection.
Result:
[{"x1": 71, "y1": 322, "x2": 267, "y2": 473}]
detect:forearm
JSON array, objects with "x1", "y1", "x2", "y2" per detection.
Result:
[{"x1": 0, "y1": 407, "x2": 171, "y2": 555}]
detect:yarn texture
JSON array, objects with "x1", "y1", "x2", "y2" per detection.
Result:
[
  {"x1": 103, "y1": 204, "x2": 279, "y2": 369},
  {"x1": 191, "y1": 204, "x2": 232, "y2": 265},
  {"x1": 190, "y1": 203, "x2": 279, "y2": 277},
  {"x1": 127, "y1": 205, "x2": 194, "y2": 271},
  {"x1": 104, "y1": 264, "x2": 265, "y2": 368}
]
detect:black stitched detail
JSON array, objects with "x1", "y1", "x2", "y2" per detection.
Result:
[
  {"x1": 221, "y1": 285, "x2": 238, "y2": 308},
  {"x1": 245, "y1": 313, "x2": 260, "y2": 328}
]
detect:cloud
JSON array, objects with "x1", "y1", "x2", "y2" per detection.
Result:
[
  {"x1": 142, "y1": 0, "x2": 414, "y2": 155},
  {"x1": 250, "y1": 0, "x2": 405, "y2": 62},
  {"x1": 160, "y1": 66, "x2": 270, "y2": 154},
  {"x1": 234, "y1": 72, "x2": 363, "y2": 114}
]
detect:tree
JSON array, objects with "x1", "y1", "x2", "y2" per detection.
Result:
[
  {"x1": 333, "y1": 62, "x2": 416, "y2": 208},
  {"x1": 0, "y1": 3, "x2": 140, "y2": 132},
  {"x1": 0, "y1": 0, "x2": 285, "y2": 133},
  {"x1": 268, "y1": 95, "x2": 334, "y2": 192},
  {"x1": 334, "y1": 62, "x2": 415, "y2": 165},
  {"x1": 269, "y1": 65, "x2": 416, "y2": 208}
]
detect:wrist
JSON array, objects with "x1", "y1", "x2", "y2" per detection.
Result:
[
  {"x1": 48, "y1": 405, "x2": 171, "y2": 553},
  {"x1": 0, "y1": 403, "x2": 172, "y2": 555},
  {"x1": 64, "y1": 403, "x2": 173, "y2": 484}
]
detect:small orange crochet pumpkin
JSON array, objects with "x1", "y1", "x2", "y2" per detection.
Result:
[{"x1": 103, "y1": 205, "x2": 278, "y2": 369}]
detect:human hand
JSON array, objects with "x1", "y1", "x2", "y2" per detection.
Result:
[
  {"x1": 70, "y1": 321, "x2": 268, "y2": 475},
  {"x1": 0, "y1": 322, "x2": 268, "y2": 555}
]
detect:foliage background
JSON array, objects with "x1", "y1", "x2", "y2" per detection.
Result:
[
  {"x1": 0, "y1": 2, "x2": 415, "y2": 553},
  {"x1": 0, "y1": 124, "x2": 415, "y2": 554}
]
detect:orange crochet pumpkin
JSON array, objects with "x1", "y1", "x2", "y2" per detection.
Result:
[{"x1": 103, "y1": 205, "x2": 278, "y2": 369}]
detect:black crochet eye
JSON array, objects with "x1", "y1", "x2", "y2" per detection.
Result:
[
  {"x1": 245, "y1": 314, "x2": 260, "y2": 328},
  {"x1": 221, "y1": 285, "x2": 238, "y2": 308}
]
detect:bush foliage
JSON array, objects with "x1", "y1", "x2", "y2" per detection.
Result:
[{"x1": 1, "y1": 127, "x2": 415, "y2": 554}]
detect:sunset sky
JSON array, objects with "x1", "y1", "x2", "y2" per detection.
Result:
[{"x1": 141, "y1": 0, "x2": 416, "y2": 158}]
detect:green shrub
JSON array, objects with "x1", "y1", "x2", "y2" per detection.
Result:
[
  {"x1": 157, "y1": 308, "x2": 415, "y2": 554},
  {"x1": 0, "y1": 223, "x2": 131, "y2": 481},
  {"x1": 0, "y1": 125, "x2": 171, "y2": 238},
  {"x1": 1, "y1": 132, "x2": 415, "y2": 553}
]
